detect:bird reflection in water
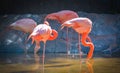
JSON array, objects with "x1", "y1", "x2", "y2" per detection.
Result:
[
  {"x1": 33, "y1": 54, "x2": 94, "y2": 73},
  {"x1": 79, "y1": 59, "x2": 94, "y2": 73},
  {"x1": 34, "y1": 53, "x2": 44, "y2": 73}
]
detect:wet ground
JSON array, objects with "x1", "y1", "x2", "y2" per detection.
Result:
[{"x1": 0, "y1": 53, "x2": 120, "y2": 73}]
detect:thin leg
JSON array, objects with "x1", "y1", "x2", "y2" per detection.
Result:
[
  {"x1": 34, "y1": 53, "x2": 40, "y2": 69},
  {"x1": 17, "y1": 37, "x2": 28, "y2": 54},
  {"x1": 69, "y1": 29, "x2": 72, "y2": 55},
  {"x1": 24, "y1": 34, "x2": 29, "y2": 44},
  {"x1": 66, "y1": 27, "x2": 70, "y2": 55},
  {"x1": 42, "y1": 42, "x2": 46, "y2": 64},
  {"x1": 78, "y1": 34, "x2": 82, "y2": 59},
  {"x1": 24, "y1": 34, "x2": 29, "y2": 54},
  {"x1": 34, "y1": 41, "x2": 40, "y2": 54}
]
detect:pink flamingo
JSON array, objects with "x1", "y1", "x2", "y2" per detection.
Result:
[
  {"x1": 0, "y1": 18, "x2": 37, "y2": 39},
  {"x1": 10, "y1": 18, "x2": 37, "y2": 34},
  {"x1": 44, "y1": 10, "x2": 79, "y2": 24},
  {"x1": 61, "y1": 18, "x2": 94, "y2": 59},
  {"x1": 8, "y1": 18, "x2": 37, "y2": 53},
  {"x1": 27, "y1": 21, "x2": 58, "y2": 63},
  {"x1": 44, "y1": 10, "x2": 79, "y2": 54}
]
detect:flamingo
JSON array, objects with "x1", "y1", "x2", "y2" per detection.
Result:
[
  {"x1": 10, "y1": 18, "x2": 37, "y2": 34},
  {"x1": 27, "y1": 21, "x2": 58, "y2": 63},
  {"x1": 8, "y1": 18, "x2": 37, "y2": 53},
  {"x1": 61, "y1": 17, "x2": 94, "y2": 59},
  {"x1": 44, "y1": 10, "x2": 79, "y2": 54},
  {"x1": 44, "y1": 10, "x2": 79, "y2": 24}
]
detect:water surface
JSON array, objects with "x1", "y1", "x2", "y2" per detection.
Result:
[{"x1": 0, "y1": 53, "x2": 120, "y2": 73}]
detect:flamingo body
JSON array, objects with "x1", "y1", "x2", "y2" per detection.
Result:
[
  {"x1": 9, "y1": 18, "x2": 37, "y2": 53},
  {"x1": 62, "y1": 18, "x2": 92, "y2": 33},
  {"x1": 28, "y1": 23, "x2": 58, "y2": 54},
  {"x1": 10, "y1": 18, "x2": 37, "y2": 33},
  {"x1": 45, "y1": 10, "x2": 79, "y2": 24}
]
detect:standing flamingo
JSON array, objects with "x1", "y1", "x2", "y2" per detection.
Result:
[
  {"x1": 9, "y1": 18, "x2": 37, "y2": 53},
  {"x1": 44, "y1": 10, "x2": 79, "y2": 54},
  {"x1": 61, "y1": 18, "x2": 94, "y2": 59},
  {"x1": 27, "y1": 21, "x2": 58, "y2": 63}
]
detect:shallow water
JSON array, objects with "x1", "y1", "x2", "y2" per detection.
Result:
[{"x1": 0, "y1": 53, "x2": 120, "y2": 73}]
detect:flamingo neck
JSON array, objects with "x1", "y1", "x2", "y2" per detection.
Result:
[
  {"x1": 48, "y1": 29, "x2": 58, "y2": 40},
  {"x1": 44, "y1": 21, "x2": 49, "y2": 25},
  {"x1": 54, "y1": 15, "x2": 63, "y2": 24}
]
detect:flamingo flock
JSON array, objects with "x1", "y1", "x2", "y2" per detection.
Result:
[{"x1": 8, "y1": 10, "x2": 94, "y2": 62}]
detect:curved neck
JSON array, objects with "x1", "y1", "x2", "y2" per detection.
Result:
[{"x1": 48, "y1": 29, "x2": 58, "y2": 40}]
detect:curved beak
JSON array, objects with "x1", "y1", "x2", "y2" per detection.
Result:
[
  {"x1": 9, "y1": 23, "x2": 15, "y2": 29},
  {"x1": 60, "y1": 23, "x2": 71, "y2": 30}
]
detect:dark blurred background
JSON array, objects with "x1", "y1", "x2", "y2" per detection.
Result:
[{"x1": 0, "y1": 0, "x2": 119, "y2": 14}]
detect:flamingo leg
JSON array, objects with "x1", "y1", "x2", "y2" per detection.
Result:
[
  {"x1": 81, "y1": 33, "x2": 94, "y2": 59},
  {"x1": 34, "y1": 53, "x2": 40, "y2": 70},
  {"x1": 42, "y1": 42, "x2": 46, "y2": 64},
  {"x1": 78, "y1": 34, "x2": 82, "y2": 59},
  {"x1": 24, "y1": 46, "x2": 28, "y2": 55},
  {"x1": 66, "y1": 27, "x2": 70, "y2": 55},
  {"x1": 34, "y1": 41, "x2": 40, "y2": 54}
]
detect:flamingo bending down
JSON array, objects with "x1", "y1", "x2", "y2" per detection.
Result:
[
  {"x1": 44, "y1": 10, "x2": 79, "y2": 24},
  {"x1": 61, "y1": 18, "x2": 94, "y2": 59},
  {"x1": 9, "y1": 18, "x2": 37, "y2": 53},
  {"x1": 10, "y1": 18, "x2": 37, "y2": 34},
  {"x1": 27, "y1": 22, "x2": 58, "y2": 63},
  {"x1": 44, "y1": 10, "x2": 79, "y2": 54}
]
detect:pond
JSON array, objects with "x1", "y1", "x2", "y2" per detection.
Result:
[{"x1": 0, "y1": 53, "x2": 120, "y2": 73}]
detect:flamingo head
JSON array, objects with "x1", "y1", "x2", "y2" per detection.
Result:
[
  {"x1": 9, "y1": 22, "x2": 17, "y2": 29},
  {"x1": 48, "y1": 29, "x2": 58, "y2": 40},
  {"x1": 9, "y1": 22, "x2": 24, "y2": 32},
  {"x1": 61, "y1": 21, "x2": 74, "y2": 30}
]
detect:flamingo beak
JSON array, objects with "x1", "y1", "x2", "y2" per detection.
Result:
[
  {"x1": 9, "y1": 23, "x2": 15, "y2": 29},
  {"x1": 61, "y1": 22, "x2": 72, "y2": 30}
]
